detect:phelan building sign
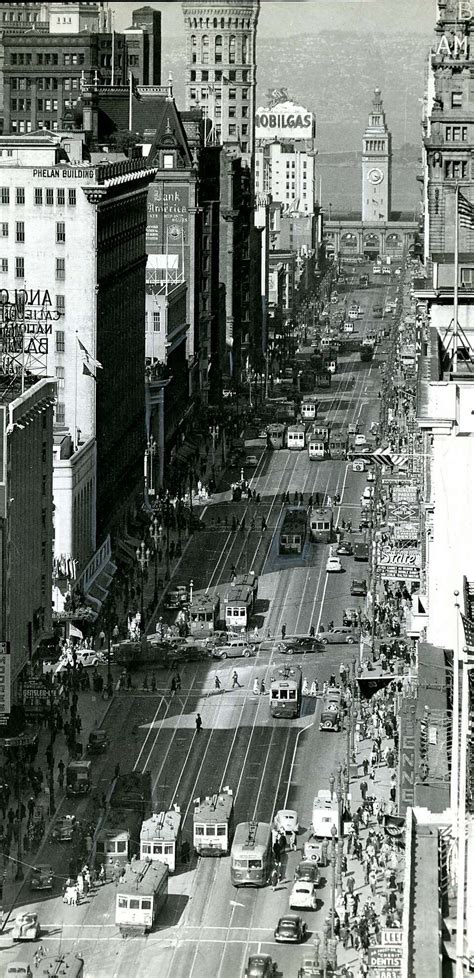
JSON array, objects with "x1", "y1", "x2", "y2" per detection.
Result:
[{"x1": 255, "y1": 100, "x2": 315, "y2": 141}]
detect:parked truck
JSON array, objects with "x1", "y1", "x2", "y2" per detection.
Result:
[{"x1": 353, "y1": 533, "x2": 369, "y2": 562}]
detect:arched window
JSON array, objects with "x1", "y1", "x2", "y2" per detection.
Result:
[
  {"x1": 191, "y1": 34, "x2": 197, "y2": 64},
  {"x1": 215, "y1": 34, "x2": 222, "y2": 63},
  {"x1": 213, "y1": 17, "x2": 217, "y2": 28},
  {"x1": 229, "y1": 34, "x2": 236, "y2": 64},
  {"x1": 221, "y1": 18, "x2": 225, "y2": 28},
  {"x1": 202, "y1": 34, "x2": 209, "y2": 64},
  {"x1": 242, "y1": 36, "x2": 248, "y2": 64}
]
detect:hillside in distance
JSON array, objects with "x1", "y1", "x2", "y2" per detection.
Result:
[{"x1": 164, "y1": 29, "x2": 430, "y2": 211}]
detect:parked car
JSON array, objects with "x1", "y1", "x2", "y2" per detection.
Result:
[
  {"x1": 256, "y1": 640, "x2": 288, "y2": 655},
  {"x1": 274, "y1": 914, "x2": 307, "y2": 943},
  {"x1": 245, "y1": 955, "x2": 276, "y2": 978},
  {"x1": 55, "y1": 649, "x2": 106, "y2": 673},
  {"x1": 289, "y1": 881, "x2": 319, "y2": 911},
  {"x1": 354, "y1": 434, "x2": 367, "y2": 447},
  {"x1": 245, "y1": 455, "x2": 259, "y2": 467},
  {"x1": 164, "y1": 644, "x2": 212, "y2": 665},
  {"x1": 294, "y1": 861, "x2": 321, "y2": 886},
  {"x1": 336, "y1": 541, "x2": 353, "y2": 556},
  {"x1": 30, "y1": 864, "x2": 53, "y2": 891},
  {"x1": 319, "y1": 626, "x2": 357, "y2": 645},
  {"x1": 326, "y1": 555, "x2": 342, "y2": 573},
  {"x1": 351, "y1": 579, "x2": 367, "y2": 597}
]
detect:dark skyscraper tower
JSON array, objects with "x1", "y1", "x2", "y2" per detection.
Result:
[{"x1": 182, "y1": 0, "x2": 260, "y2": 164}]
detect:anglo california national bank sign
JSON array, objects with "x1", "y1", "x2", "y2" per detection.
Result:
[{"x1": 255, "y1": 100, "x2": 315, "y2": 141}]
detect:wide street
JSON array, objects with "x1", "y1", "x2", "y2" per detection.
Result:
[{"x1": 2, "y1": 268, "x2": 399, "y2": 977}]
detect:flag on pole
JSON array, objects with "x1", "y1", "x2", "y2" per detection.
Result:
[
  {"x1": 461, "y1": 613, "x2": 474, "y2": 648},
  {"x1": 458, "y1": 190, "x2": 474, "y2": 229},
  {"x1": 77, "y1": 336, "x2": 102, "y2": 376}
]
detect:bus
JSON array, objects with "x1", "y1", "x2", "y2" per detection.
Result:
[
  {"x1": 286, "y1": 423, "x2": 306, "y2": 451},
  {"x1": 230, "y1": 821, "x2": 273, "y2": 887},
  {"x1": 279, "y1": 509, "x2": 307, "y2": 555},
  {"x1": 315, "y1": 369, "x2": 331, "y2": 389},
  {"x1": 188, "y1": 594, "x2": 220, "y2": 638},
  {"x1": 38, "y1": 955, "x2": 84, "y2": 978},
  {"x1": 140, "y1": 808, "x2": 182, "y2": 873},
  {"x1": 116, "y1": 859, "x2": 168, "y2": 936},
  {"x1": 309, "y1": 507, "x2": 333, "y2": 543},
  {"x1": 353, "y1": 533, "x2": 369, "y2": 561},
  {"x1": 193, "y1": 787, "x2": 234, "y2": 856},
  {"x1": 224, "y1": 573, "x2": 258, "y2": 630},
  {"x1": 267, "y1": 423, "x2": 286, "y2": 449},
  {"x1": 270, "y1": 665, "x2": 303, "y2": 719}
]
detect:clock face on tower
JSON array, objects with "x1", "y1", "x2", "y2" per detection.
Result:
[{"x1": 368, "y1": 167, "x2": 384, "y2": 185}]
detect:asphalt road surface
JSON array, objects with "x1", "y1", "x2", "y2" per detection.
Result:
[{"x1": 1, "y1": 271, "x2": 399, "y2": 978}]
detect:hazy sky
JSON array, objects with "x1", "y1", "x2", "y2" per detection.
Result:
[{"x1": 111, "y1": 0, "x2": 436, "y2": 38}]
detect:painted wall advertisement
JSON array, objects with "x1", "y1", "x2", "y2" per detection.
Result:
[{"x1": 146, "y1": 182, "x2": 189, "y2": 282}]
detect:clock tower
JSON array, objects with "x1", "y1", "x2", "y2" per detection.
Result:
[{"x1": 362, "y1": 88, "x2": 391, "y2": 223}]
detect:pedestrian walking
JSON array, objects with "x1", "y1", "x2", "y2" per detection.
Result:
[
  {"x1": 360, "y1": 780, "x2": 368, "y2": 802},
  {"x1": 175, "y1": 673, "x2": 181, "y2": 691},
  {"x1": 214, "y1": 675, "x2": 221, "y2": 690},
  {"x1": 34, "y1": 946, "x2": 45, "y2": 969},
  {"x1": 99, "y1": 863, "x2": 106, "y2": 885},
  {"x1": 309, "y1": 625, "x2": 315, "y2": 637},
  {"x1": 260, "y1": 678, "x2": 266, "y2": 695},
  {"x1": 195, "y1": 714, "x2": 202, "y2": 733},
  {"x1": 362, "y1": 756, "x2": 369, "y2": 777},
  {"x1": 99, "y1": 629, "x2": 106, "y2": 649},
  {"x1": 346, "y1": 873, "x2": 355, "y2": 895},
  {"x1": 232, "y1": 670, "x2": 241, "y2": 689},
  {"x1": 281, "y1": 623, "x2": 287, "y2": 640},
  {"x1": 170, "y1": 677, "x2": 177, "y2": 696},
  {"x1": 369, "y1": 869, "x2": 377, "y2": 897},
  {"x1": 271, "y1": 866, "x2": 278, "y2": 891}
]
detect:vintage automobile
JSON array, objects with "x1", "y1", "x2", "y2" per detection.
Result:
[
  {"x1": 5, "y1": 964, "x2": 33, "y2": 978},
  {"x1": 298, "y1": 951, "x2": 325, "y2": 978},
  {"x1": 274, "y1": 914, "x2": 307, "y2": 943},
  {"x1": 51, "y1": 814, "x2": 76, "y2": 842},
  {"x1": 244, "y1": 955, "x2": 277, "y2": 978},
  {"x1": 30, "y1": 864, "x2": 53, "y2": 891},
  {"x1": 318, "y1": 626, "x2": 358, "y2": 645},
  {"x1": 350, "y1": 579, "x2": 367, "y2": 597},
  {"x1": 86, "y1": 729, "x2": 110, "y2": 754},
  {"x1": 12, "y1": 912, "x2": 41, "y2": 941},
  {"x1": 289, "y1": 880, "x2": 318, "y2": 911}
]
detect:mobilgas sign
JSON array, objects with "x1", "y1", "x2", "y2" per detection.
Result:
[{"x1": 255, "y1": 101, "x2": 314, "y2": 141}]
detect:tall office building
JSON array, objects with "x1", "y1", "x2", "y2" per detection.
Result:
[
  {"x1": 0, "y1": 2, "x2": 161, "y2": 134},
  {"x1": 182, "y1": 0, "x2": 260, "y2": 164}
]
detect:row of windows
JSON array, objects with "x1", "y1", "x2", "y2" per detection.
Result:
[
  {"x1": 117, "y1": 896, "x2": 152, "y2": 911},
  {"x1": 194, "y1": 824, "x2": 226, "y2": 836},
  {"x1": 187, "y1": 16, "x2": 252, "y2": 29},
  {"x1": 445, "y1": 125, "x2": 468, "y2": 141},
  {"x1": 11, "y1": 78, "x2": 79, "y2": 92},
  {"x1": 365, "y1": 140, "x2": 386, "y2": 152},
  {"x1": 10, "y1": 52, "x2": 86, "y2": 67},
  {"x1": 0, "y1": 187, "x2": 76, "y2": 206},
  {"x1": 141, "y1": 842, "x2": 174, "y2": 854},
  {"x1": 191, "y1": 33, "x2": 249, "y2": 65},
  {"x1": 189, "y1": 68, "x2": 250, "y2": 83},
  {"x1": 445, "y1": 160, "x2": 468, "y2": 179},
  {"x1": 0, "y1": 257, "x2": 66, "y2": 278},
  {"x1": 190, "y1": 86, "x2": 249, "y2": 102}
]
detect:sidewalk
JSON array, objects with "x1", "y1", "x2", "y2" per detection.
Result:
[
  {"x1": 324, "y1": 682, "x2": 404, "y2": 976},
  {"x1": 1, "y1": 684, "x2": 114, "y2": 913}
]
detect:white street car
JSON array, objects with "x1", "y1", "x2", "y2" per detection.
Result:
[
  {"x1": 289, "y1": 880, "x2": 318, "y2": 911},
  {"x1": 326, "y1": 555, "x2": 342, "y2": 573}
]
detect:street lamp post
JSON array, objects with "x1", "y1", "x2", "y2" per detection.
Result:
[
  {"x1": 149, "y1": 517, "x2": 161, "y2": 603},
  {"x1": 164, "y1": 496, "x2": 171, "y2": 581},
  {"x1": 135, "y1": 542, "x2": 150, "y2": 630},
  {"x1": 147, "y1": 436, "x2": 156, "y2": 498}
]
